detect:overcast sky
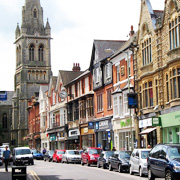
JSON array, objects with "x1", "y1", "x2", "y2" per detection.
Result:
[{"x1": 0, "y1": 0, "x2": 164, "y2": 91}]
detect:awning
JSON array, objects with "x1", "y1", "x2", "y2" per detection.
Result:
[{"x1": 139, "y1": 127, "x2": 156, "y2": 135}]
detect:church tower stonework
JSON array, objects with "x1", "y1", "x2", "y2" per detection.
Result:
[{"x1": 12, "y1": 0, "x2": 52, "y2": 146}]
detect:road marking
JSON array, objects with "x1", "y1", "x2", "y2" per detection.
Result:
[{"x1": 28, "y1": 170, "x2": 41, "y2": 180}]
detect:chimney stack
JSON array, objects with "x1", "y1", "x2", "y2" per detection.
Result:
[
  {"x1": 129, "y1": 25, "x2": 134, "y2": 37},
  {"x1": 72, "y1": 63, "x2": 81, "y2": 71}
]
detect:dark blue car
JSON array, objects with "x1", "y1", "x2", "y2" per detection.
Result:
[
  {"x1": 147, "y1": 144, "x2": 180, "y2": 180},
  {"x1": 31, "y1": 149, "x2": 44, "y2": 160}
]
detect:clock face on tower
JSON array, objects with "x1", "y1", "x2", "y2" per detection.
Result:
[{"x1": 59, "y1": 90, "x2": 67, "y2": 99}]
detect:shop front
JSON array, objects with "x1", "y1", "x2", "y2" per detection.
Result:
[
  {"x1": 41, "y1": 133, "x2": 49, "y2": 151},
  {"x1": 67, "y1": 128, "x2": 80, "y2": 150},
  {"x1": 139, "y1": 118, "x2": 157, "y2": 148},
  {"x1": 94, "y1": 117, "x2": 113, "y2": 151},
  {"x1": 113, "y1": 117, "x2": 135, "y2": 151},
  {"x1": 160, "y1": 110, "x2": 180, "y2": 143},
  {"x1": 80, "y1": 122, "x2": 95, "y2": 149},
  {"x1": 49, "y1": 133, "x2": 57, "y2": 150}
]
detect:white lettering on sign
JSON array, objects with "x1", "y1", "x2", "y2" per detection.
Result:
[
  {"x1": 84, "y1": 128, "x2": 88, "y2": 133},
  {"x1": 69, "y1": 129, "x2": 80, "y2": 137},
  {"x1": 99, "y1": 120, "x2": 109, "y2": 129}
]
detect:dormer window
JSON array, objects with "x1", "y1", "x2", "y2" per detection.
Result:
[{"x1": 34, "y1": 9, "x2": 37, "y2": 18}]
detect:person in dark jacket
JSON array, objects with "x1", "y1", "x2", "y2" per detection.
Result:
[{"x1": 3, "y1": 146, "x2": 10, "y2": 172}]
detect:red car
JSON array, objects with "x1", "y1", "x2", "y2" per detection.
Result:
[
  {"x1": 52, "y1": 150, "x2": 66, "y2": 163},
  {"x1": 81, "y1": 147, "x2": 102, "y2": 166}
]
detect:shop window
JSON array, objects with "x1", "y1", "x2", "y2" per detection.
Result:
[
  {"x1": 142, "y1": 38, "x2": 152, "y2": 66},
  {"x1": 107, "y1": 89, "x2": 112, "y2": 110},
  {"x1": 169, "y1": 128, "x2": 173, "y2": 143},
  {"x1": 169, "y1": 17, "x2": 179, "y2": 50},
  {"x1": 97, "y1": 93, "x2": 103, "y2": 112}
]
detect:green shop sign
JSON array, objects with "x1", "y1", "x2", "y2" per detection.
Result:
[
  {"x1": 50, "y1": 134, "x2": 56, "y2": 141},
  {"x1": 160, "y1": 110, "x2": 180, "y2": 128},
  {"x1": 120, "y1": 119, "x2": 130, "y2": 128},
  {"x1": 152, "y1": 117, "x2": 161, "y2": 126}
]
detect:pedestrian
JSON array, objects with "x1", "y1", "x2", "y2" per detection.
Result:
[
  {"x1": 3, "y1": 146, "x2": 10, "y2": 172},
  {"x1": 112, "y1": 146, "x2": 116, "y2": 151},
  {"x1": 42, "y1": 148, "x2": 46, "y2": 155}
]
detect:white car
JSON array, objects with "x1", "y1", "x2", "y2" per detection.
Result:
[
  {"x1": 62, "y1": 150, "x2": 81, "y2": 164},
  {"x1": 129, "y1": 148, "x2": 150, "y2": 177}
]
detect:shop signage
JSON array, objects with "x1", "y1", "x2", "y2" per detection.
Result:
[
  {"x1": 84, "y1": 127, "x2": 88, "y2": 133},
  {"x1": 69, "y1": 129, "x2": 80, "y2": 137},
  {"x1": 139, "y1": 118, "x2": 152, "y2": 128},
  {"x1": 152, "y1": 117, "x2": 161, "y2": 126},
  {"x1": 50, "y1": 134, "x2": 56, "y2": 141},
  {"x1": 99, "y1": 120, "x2": 109, "y2": 130},
  {"x1": 96, "y1": 122, "x2": 99, "y2": 130},
  {"x1": 120, "y1": 119, "x2": 130, "y2": 128},
  {"x1": 88, "y1": 122, "x2": 94, "y2": 129},
  {"x1": 60, "y1": 132, "x2": 64, "y2": 138}
]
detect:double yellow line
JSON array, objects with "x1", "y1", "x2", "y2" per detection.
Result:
[{"x1": 28, "y1": 170, "x2": 40, "y2": 180}]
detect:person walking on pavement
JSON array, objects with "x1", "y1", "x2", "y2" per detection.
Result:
[{"x1": 3, "y1": 146, "x2": 10, "y2": 172}]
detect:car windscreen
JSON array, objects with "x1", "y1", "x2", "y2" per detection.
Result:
[
  {"x1": 141, "y1": 151, "x2": 150, "y2": 159},
  {"x1": 16, "y1": 149, "x2": 31, "y2": 155},
  {"x1": 89, "y1": 149, "x2": 102, "y2": 155},
  {"x1": 105, "y1": 151, "x2": 114, "y2": 158},
  {"x1": 68, "y1": 151, "x2": 80, "y2": 155},
  {"x1": 57, "y1": 151, "x2": 65, "y2": 155},
  {"x1": 168, "y1": 147, "x2": 180, "y2": 160},
  {"x1": 119, "y1": 151, "x2": 131, "y2": 159},
  {"x1": 49, "y1": 150, "x2": 54, "y2": 155}
]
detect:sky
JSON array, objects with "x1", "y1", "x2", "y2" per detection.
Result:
[{"x1": 0, "y1": 0, "x2": 164, "y2": 91}]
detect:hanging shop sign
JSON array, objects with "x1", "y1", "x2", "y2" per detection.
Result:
[
  {"x1": 152, "y1": 117, "x2": 161, "y2": 126},
  {"x1": 139, "y1": 118, "x2": 152, "y2": 128},
  {"x1": 50, "y1": 134, "x2": 56, "y2": 141},
  {"x1": 99, "y1": 120, "x2": 109, "y2": 130},
  {"x1": 69, "y1": 129, "x2": 80, "y2": 137},
  {"x1": 88, "y1": 122, "x2": 94, "y2": 129}
]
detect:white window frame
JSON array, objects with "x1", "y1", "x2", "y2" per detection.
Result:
[
  {"x1": 106, "y1": 63, "x2": 111, "y2": 80},
  {"x1": 96, "y1": 68, "x2": 100, "y2": 84},
  {"x1": 123, "y1": 91, "x2": 129, "y2": 116},
  {"x1": 113, "y1": 94, "x2": 123, "y2": 118}
]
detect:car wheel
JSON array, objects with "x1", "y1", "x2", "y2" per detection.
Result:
[
  {"x1": 118, "y1": 164, "x2": 122, "y2": 173},
  {"x1": 148, "y1": 167, "x2": 155, "y2": 180},
  {"x1": 139, "y1": 167, "x2": 143, "y2": 177},
  {"x1": 129, "y1": 165, "x2": 134, "y2": 175},
  {"x1": 109, "y1": 163, "x2": 113, "y2": 171},
  {"x1": 66, "y1": 159, "x2": 69, "y2": 164},
  {"x1": 81, "y1": 159, "x2": 84, "y2": 166},
  {"x1": 165, "y1": 170, "x2": 172, "y2": 180},
  {"x1": 87, "y1": 160, "x2": 90, "y2": 166},
  {"x1": 97, "y1": 161, "x2": 100, "y2": 168}
]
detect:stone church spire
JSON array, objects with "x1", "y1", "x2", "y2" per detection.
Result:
[{"x1": 21, "y1": 0, "x2": 47, "y2": 35}]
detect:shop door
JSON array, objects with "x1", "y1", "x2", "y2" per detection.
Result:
[{"x1": 125, "y1": 135, "x2": 129, "y2": 150}]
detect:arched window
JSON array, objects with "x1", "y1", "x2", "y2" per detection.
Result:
[
  {"x1": 2, "y1": 113, "x2": 7, "y2": 129},
  {"x1": 38, "y1": 45, "x2": 44, "y2": 61},
  {"x1": 34, "y1": 9, "x2": 37, "y2": 18},
  {"x1": 29, "y1": 44, "x2": 35, "y2": 61}
]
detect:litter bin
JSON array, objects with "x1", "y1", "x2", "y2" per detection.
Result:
[{"x1": 12, "y1": 166, "x2": 27, "y2": 180}]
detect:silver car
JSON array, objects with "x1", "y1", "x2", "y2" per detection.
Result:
[
  {"x1": 62, "y1": 150, "x2": 81, "y2": 164},
  {"x1": 129, "y1": 148, "x2": 150, "y2": 177}
]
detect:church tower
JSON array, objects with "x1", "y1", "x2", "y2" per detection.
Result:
[{"x1": 12, "y1": 0, "x2": 52, "y2": 146}]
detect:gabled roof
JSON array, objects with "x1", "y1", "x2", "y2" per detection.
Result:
[
  {"x1": 59, "y1": 70, "x2": 84, "y2": 87},
  {"x1": 39, "y1": 85, "x2": 48, "y2": 100},
  {"x1": 89, "y1": 40, "x2": 126, "y2": 70},
  {"x1": 48, "y1": 76, "x2": 57, "y2": 96}
]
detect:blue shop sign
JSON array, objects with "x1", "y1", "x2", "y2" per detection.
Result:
[
  {"x1": 96, "y1": 122, "x2": 99, "y2": 130},
  {"x1": 88, "y1": 122, "x2": 94, "y2": 129},
  {"x1": 108, "y1": 131, "x2": 111, "y2": 138}
]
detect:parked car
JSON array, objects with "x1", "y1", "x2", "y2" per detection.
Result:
[
  {"x1": 62, "y1": 150, "x2": 81, "y2": 164},
  {"x1": 129, "y1": 148, "x2": 150, "y2": 177},
  {"x1": 31, "y1": 149, "x2": 44, "y2": 160},
  {"x1": 147, "y1": 144, "x2": 180, "y2": 180},
  {"x1": 81, "y1": 147, "x2": 102, "y2": 166},
  {"x1": 44, "y1": 150, "x2": 54, "y2": 162},
  {"x1": 108, "y1": 151, "x2": 131, "y2": 173},
  {"x1": 12, "y1": 147, "x2": 34, "y2": 166},
  {"x1": 52, "y1": 149, "x2": 66, "y2": 163},
  {"x1": 97, "y1": 151, "x2": 114, "y2": 169}
]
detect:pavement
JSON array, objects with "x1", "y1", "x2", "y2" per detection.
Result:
[{"x1": 0, "y1": 163, "x2": 31, "y2": 180}]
